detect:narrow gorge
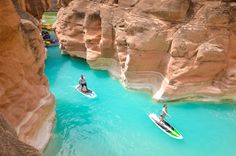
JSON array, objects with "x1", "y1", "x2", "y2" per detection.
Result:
[{"x1": 0, "y1": 0, "x2": 236, "y2": 155}]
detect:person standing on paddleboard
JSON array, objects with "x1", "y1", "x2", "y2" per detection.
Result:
[
  {"x1": 79, "y1": 75, "x2": 88, "y2": 92},
  {"x1": 160, "y1": 104, "x2": 170, "y2": 122}
]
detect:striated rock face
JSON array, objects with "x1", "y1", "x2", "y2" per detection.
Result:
[
  {"x1": 15, "y1": 0, "x2": 51, "y2": 20},
  {"x1": 55, "y1": 0, "x2": 236, "y2": 102},
  {"x1": 0, "y1": 0, "x2": 55, "y2": 152},
  {"x1": 0, "y1": 114, "x2": 40, "y2": 156}
]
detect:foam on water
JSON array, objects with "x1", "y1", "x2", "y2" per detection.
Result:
[{"x1": 44, "y1": 46, "x2": 236, "y2": 156}]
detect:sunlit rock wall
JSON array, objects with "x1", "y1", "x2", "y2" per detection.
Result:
[
  {"x1": 0, "y1": 0, "x2": 55, "y2": 151},
  {"x1": 55, "y1": 0, "x2": 236, "y2": 102}
]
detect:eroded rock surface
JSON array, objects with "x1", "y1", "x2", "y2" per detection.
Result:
[
  {"x1": 55, "y1": 0, "x2": 236, "y2": 101},
  {"x1": 14, "y1": 0, "x2": 51, "y2": 20},
  {"x1": 0, "y1": 0, "x2": 55, "y2": 152},
  {"x1": 0, "y1": 114, "x2": 41, "y2": 156}
]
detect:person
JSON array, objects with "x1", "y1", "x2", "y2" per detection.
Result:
[
  {"x1": 159, "y1": 104, "x2": 170, "y2": 122},
  {"x1": 79, "y1": 75, "x2": 88, "y2": 92}
]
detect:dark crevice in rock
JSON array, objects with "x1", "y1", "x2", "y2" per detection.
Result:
[{"x1": 11, "y1": 0, "x2": 38, "y2": 25}]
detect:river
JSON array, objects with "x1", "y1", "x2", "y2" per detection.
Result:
[{"x1": 44, "y1": 46, "x2": 236, "y2": 156}]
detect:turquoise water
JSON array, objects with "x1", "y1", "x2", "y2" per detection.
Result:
[{"x1": 44, "y1": 46, "x2": 236, "y2": 156}]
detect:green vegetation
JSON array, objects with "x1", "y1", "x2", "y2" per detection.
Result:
[{"x1": 42, "y1": 12, "x2": 57, "y2": 25}]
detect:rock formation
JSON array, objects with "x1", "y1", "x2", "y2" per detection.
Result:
[
  {"x1": 0, "y1": 0, "x2": 55, "y2": 152},
  {"x1": 55, "y1": 0, "x2": 236, "y2": 102},
  {"x1": 48, "y1": 0, "x2": 58, "y2": 11},
  {"x1": 0, "y1": 114, "x2": 41, "y2": 156},
  {"x1": 14, "y1": 0, "x2": 51, "y2": 20}
]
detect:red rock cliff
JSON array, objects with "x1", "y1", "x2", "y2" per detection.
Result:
[
  {"x1": 0, "y1": 0, "x2": 55, "y2": 152},
  {"x1": 55, "y1": 0, "x2": 236, "y2": 102}
]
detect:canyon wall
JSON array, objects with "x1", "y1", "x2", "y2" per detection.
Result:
[
  {"x1": 0, "y1": 0, "x2": 55, "y2": 152},
  {"x1": 48, "y1": 0, "x2": 58, "y2": 11},
  {"x1": 55, "y1": 0, "x2": 236, "y2": 102},
  {"x1": 0, "y1": 114, "x2": 40, "y2": 156}
]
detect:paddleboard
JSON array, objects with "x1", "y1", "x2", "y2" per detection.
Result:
[
  {"x1": 149, "y1": 113, "x2": 183, "y2": 139},
  {"x1": 75, "y1": 85, "x2": 96, "y2": 98}
]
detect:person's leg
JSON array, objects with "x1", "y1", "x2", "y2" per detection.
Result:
[
  {"x1": 159, "y1": 114, "x2": 164, "y2": 122},
  {"x1": 84, "y1": 83, "x2": 88, "y2": 91},
  {"x1": 81, "y1": 84, "x2": 85, "y2": 91},
  {"x1": 161, "y1": 114, "x2": 166, "y2": 122}
]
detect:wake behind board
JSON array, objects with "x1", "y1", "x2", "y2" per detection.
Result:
[
  {"x1": 149, "y1": 113, "x2": 183, "y2": 140},
  {"x1": 75, "y1": 85, "x2": 96, "y2": 98}
]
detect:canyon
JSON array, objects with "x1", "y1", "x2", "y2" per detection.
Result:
[
  {"x1": 0, "y1": 0, "x2": 55, "y2": 154},
  {"x1": 0, "y1": 0, "x2": 236, "y2": 155},
  {"x1": 55, "y1": 0, "x2": 236, "y2": 102}
]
